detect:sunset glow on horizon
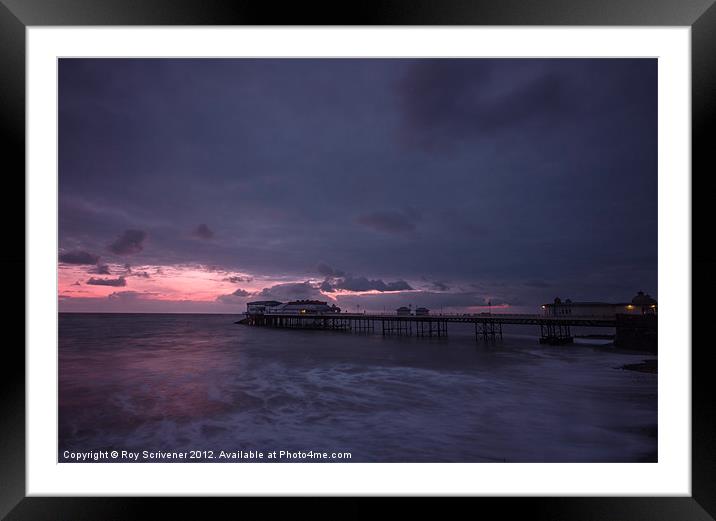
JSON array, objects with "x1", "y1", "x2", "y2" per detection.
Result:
[{"x1": 58, "y1": 260, "x2": 513, "y2": 314}]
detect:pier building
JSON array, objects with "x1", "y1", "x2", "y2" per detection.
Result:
[
  {"x1": 246, "y1": 301, "x2": 283, "y2": 315},
  {"x1": 266, "y1": 300, "x2": 340, "y2": 315},
  {"x1": 541, "y1": 292, "x2": 657, "y2": 318}
]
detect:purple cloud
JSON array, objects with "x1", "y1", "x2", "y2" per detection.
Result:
[
  {"x1": 216, "y1": 287, "x2": 252, "y2": 304},
  {"x1": 90, "y1": 264, "x2": 111, "y2": 275},
  {"x1": 87, "y1": 276, "x2": 127, "y2": 287},
  {"x1": 59, "y1": 250, "x2": 99, "y2": 265},
  {"x1": 193, "y1": 223, "x2": 214, "y2": 240},
  {"x1": 323, "y1": 276, "x2": 413, "y2": 293},
  {"x1": 316, "y1": 262, "x2": 344, "y2": 277},
  {"x1": 397, "y1": 60, "x2": 569, "y2": 149},
  {"x1": 255, "y1": 281, "x2": 325, "y2": 301},
  {"x1": 108, "y1": 291, "x2": 159, "y2": 301},
  {"x1": 108, "y1": 229, "x2": 146, "y2": 255},
  {"x1": 223, "y1": 275, "x2": 252, "y2": 283}
]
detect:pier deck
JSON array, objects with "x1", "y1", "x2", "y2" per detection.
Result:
[{"x1": 242, "y1": 312, "x2": 621, "y2": 344}]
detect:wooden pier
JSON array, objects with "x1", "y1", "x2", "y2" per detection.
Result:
[{"x1": 241, "y1": 312, "x2": 623, "y2": 345}]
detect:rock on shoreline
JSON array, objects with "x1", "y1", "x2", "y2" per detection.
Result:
[{"x1": 620, "y1": 359, "x2": 657, "y2": 373}]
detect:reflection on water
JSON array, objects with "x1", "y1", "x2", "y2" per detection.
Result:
[{"x1": 59, "y1": 313, "x2": 657, "y2": 462}]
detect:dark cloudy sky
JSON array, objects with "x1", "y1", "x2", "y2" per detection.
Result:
[{"x1": 58, "y1": 58, "x2": 657, "y2": 313}]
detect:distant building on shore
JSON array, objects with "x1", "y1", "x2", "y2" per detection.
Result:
[
  {"x1": 415, "y1": 307, "x2": 430, "y2": 316},
  {"x1": 541, "y1": 291, "x2": 657, "y2": 317},
  {"x1": 396, "y1": 306, "x2": 412, "y2": 316},
  {"x1": 246, "y1": 300, "x2": 283, "y2": 315},
  {"x1": 630, "y1": 291, "x2": 658, "y2": 314},
  {"x1": 266, "y1": 300, "x2": 341, "y2": 315}
]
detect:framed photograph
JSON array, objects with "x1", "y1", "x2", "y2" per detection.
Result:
[{"x1": 3, "y1": 0, "x2": 712, "y2": 517}]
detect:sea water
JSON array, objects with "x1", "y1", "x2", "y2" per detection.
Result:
[{"x1": 58, "y1": 313, "x2": 657, "y2": 462}]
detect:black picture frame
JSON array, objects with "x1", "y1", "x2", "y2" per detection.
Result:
[{"x1": 2, "y1": 0, "x2": 712, "y2": 517}]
